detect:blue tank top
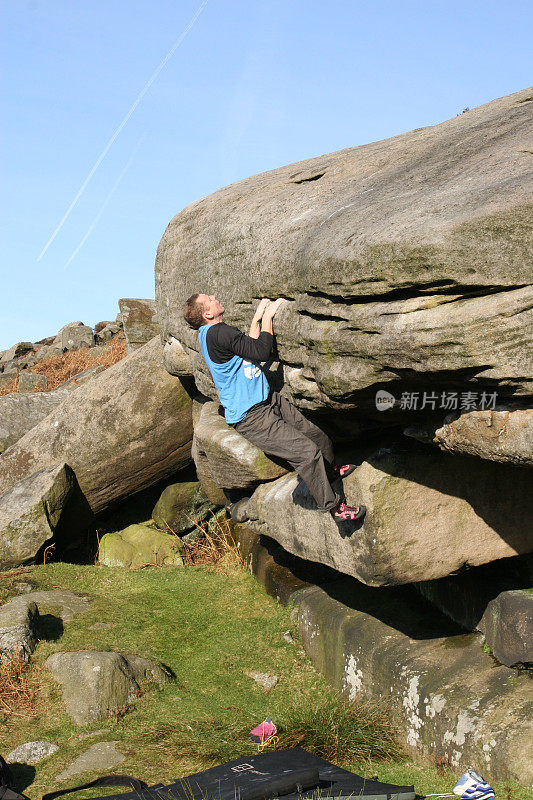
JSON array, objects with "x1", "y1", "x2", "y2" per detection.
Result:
[{"x1": 198, "y1": 324, "x2": 270, "y2": 424}]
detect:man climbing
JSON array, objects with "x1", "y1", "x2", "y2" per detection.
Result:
[{"x1": 183, "y1": 293, "x2": 366, "y2": 525}]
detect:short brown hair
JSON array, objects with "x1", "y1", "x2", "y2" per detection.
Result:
[{"x1": 183, "y1": 293, "x2": 207, "y2": 329}]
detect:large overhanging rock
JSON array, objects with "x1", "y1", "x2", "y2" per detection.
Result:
[
  {"x1": 0, "y1": 337, "x2": 193, "y2": 515},
  {"x1": 405, "y1": 405, "x2": 533, "y2": 467},
  {"x1": 246, "y1": 442, "x2": 533, "y2": 585},
  {"x1": 155, "y1": 89, "x2": 533, "y2": 416}
]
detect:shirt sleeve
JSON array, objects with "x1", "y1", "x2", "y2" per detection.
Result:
[{"x1": 206, "y1": 323, "x2": 273, "y2": 364}]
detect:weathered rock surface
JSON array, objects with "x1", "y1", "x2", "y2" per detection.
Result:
[
  {"x1": 0, "y1": 598, "x2": 39, "y2": 662},
  {"x1": 35, "y1": 344, "x2": 63, "y2": 361},
  {"x1": 0, "y1": 337, "x2": 193, "y2": 515},
  {"x1": 193, "y1": 399, "x2": 287, "y2": 490},
  {"x1": 480, "y1": 590, "x2": 533, "y2": 667},
  {"x1": 56, "y1": 742, "x2": 124, "y2": 780},
  {"x1": 405, "y1": 405, "x2": 533, "y2": 467},
  {"x1": 17, "y1": 590, "x2": 91, "y2": 622},
  {"x1": 7, "y1": 741, "x2": 59, "y2": 765},
  {"x1": 1, "y1": 343, "x2": 34, "y2": 363},
  {"x1": 118, "y1": 299, "x2": 159, "y2": 353},
  {"x1": 18, "y1": 371, "x2": 47, "y2": 392},
  {"x1": 162, "y1": 335, "x2": 193, "y2": 376},
  {"x1": 152, "y1": 480, "x2": 212, "y2": 533},
  {"x1": 235, "y1": 523, "x2": 533, "y2": 782},
  {"x1": 0, "y1": 388, "x2": 72, "y2": 452},
  {"x1": 156, "y1": 89, "x2": 533, "y2": 416},
  {"x1": 45, "y1": 650, "x2": 171, "y2": 724},
  {"x1": 57, "y1": 365, "x2": 107, "y2": 389},
  {"x1": 53, "y1": 322, "x2": 94, "y2": 351},
  {"x1": 0, "y1": 463, "x2": 90, "y2": 569},
  {"x1": 246, "y1": 441, "x2": 533, "y2": 585},
  {"x1": 98, "y1": 524, "x2": 184, "y2": 568}
]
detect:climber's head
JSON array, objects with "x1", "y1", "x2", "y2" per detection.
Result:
[{"x1": 183, "y1": 293, "x2": 225, "y2": 329}]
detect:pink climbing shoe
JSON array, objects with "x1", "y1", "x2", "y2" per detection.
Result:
[
  {"x1": 249, "y1": 717, "x2": 277, "y2": 744},
  {"x1": 332, "y1": 500, "x2": 366, "y2": 522},
  {"x1": 335, "y1": 463, "x2": 356, "y2": 478}
]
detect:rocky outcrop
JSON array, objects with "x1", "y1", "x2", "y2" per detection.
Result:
[
  {"x1": 118, "y1": 299, "x2": 159, "y2": 353},
  {"x1": 0, "y1": 388, "x2": 72, "y2": 452},
  {"x1": 0, "y1": 463, "x2": 92, "y2": 569},
  {"x1": 155, "y1": 89, "x2": 533, "y2": 422},
  {"x1": 98, "y1": 524, "x2": 184, "y2": 568},
  {"x1": 405, "y1": 405, "x2": 533, "y2": 467},
  {"x1": 246, "y1": 440, "x2": 533, "y2": 585},
  {"x1": 45, "y1": 650, "x2": 171, "y2": 724},
  {"x1": 0, "y1": 337, "x2": 193, "y2": 515}
]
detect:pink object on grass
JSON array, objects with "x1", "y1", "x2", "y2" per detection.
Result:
[{"x1": 249, "y1": 717, "x2": 277, "y2": 744}]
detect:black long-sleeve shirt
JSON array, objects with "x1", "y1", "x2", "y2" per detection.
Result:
[{"x1": 206, "y1": 322, "x2": 273, "y2": 364}]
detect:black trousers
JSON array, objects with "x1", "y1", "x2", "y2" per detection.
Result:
[{"x1": 232, "y1": 391, "x2": 342, "y2": 512}]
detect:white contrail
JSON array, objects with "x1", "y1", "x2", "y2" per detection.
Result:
[
  {"x1": 63, "y1": 136, "x2": 144, "y2": 269},
  {"x1": 38, "y1": 0, "x2": 210, "y2": 262}
]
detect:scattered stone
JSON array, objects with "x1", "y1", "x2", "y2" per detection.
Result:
[
  {"x1": 0, "y1": 463, "x2": 92, "y2": 570},
  {"x1": 13, "y1": 581, "x2": 38, "y2": 593},
  {"x1": 7, "y1": 741, "x2": 59, "y2": 765},
  {"x1": 0, "y1": 337, "x2": 193, "y2": 516},
  {"x1": 118, "y1": 299, "x2": 159, "y2": 353},
  {"x1": 282, "y1": 631, "x2": 294, "y2": 644},
  {"x1": 35, "y1": 345, "x2": 64, "y2": 362},
  {"x1": 152, "y1": 480, "x2": 212, "y2": 534},
  {"x1": 0, "y1": 599, "x2": 39, "y2": 662},
  {"x1": 1, "y1": 343, "x2": 33, "y2": 364},
  {"x1": 45, "y1": 651, "x2": 171, "y2": 724},
  {"x1": 56, "y1": 742, "x2": 124, "y2": 780},
  {"x1": 0, "y1": 388, "x2": 72, "y2": 452},
  {"x1": 98, "y1": 524, "x2": 184, "y2": 568},
  {"x1": 245, "y1": 670, "x2": 279, "y2": 691},
  {"x1": 18, "y1": 590, "x2": 91, "y2": 622},
  {"x1": 88, "y1": 622, "x2": 112, "y2": 630},
  {"x1": 57, "y1": 323, "x2": 94, "y2": 351},
  {"x1": 17, "y1": 372, "x2": 47, "y2": 393}
]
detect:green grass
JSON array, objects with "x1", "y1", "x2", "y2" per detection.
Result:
[{"x1": 1, "y1": 562, "x2": 531, "y2": 800}]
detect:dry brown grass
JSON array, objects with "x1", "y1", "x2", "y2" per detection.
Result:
[
  {"x1": 163, "y1": 512, "x2": 244, "y2": 569},
  {"x1": 0, "y1": 654, "x2": 40, "y2": 723},
  {"x1": 0, "y1": 333, "x2": 127, "y2": 396}
]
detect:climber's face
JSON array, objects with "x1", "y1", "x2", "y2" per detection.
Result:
[{"x1": 199, "y1": 293, "x2": 225, "y2": 323}]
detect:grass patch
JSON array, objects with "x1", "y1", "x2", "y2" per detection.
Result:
[{"x1": 0, "y1": 561, "x2": 531, "y2": 800}]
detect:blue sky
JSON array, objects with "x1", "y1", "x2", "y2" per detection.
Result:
[{"x1": 1, "y1": 0, "x2": 531, "y2": 350}]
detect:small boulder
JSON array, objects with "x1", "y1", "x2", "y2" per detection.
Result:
[
  {"x1": 1, "y1": 343, "x2": 34, "y2": 363},
  {"x1": 0, "y1": 599, "x2": 39, "y2": 662},
  {"x1": 98, "y1": 524, "x2": 183, "y2": 568},
  {"x1": 0, "y1": 463, "x2": 92, "y2": 570},
  {"x1": 54, "y1": 322, "x2": 94, "y2": 351},
  {"x1": 35, "y1": 345, "x2": 64, "y2": 362},
  {"x1": 152, "y1": 481, "x2": 212, "y2": 534},
  {"x1": 94, "y1": 323, "x2": 120, "y2": 344},
  {"x1": 7, "y1": 741, "x2": 59, "y2": 765},
  {"x1": 45, "y1": 651, "x2": 171, "y2": 724},
  {"x1": 479, "y1": 589, "x2": 533, "y2": 667},
  {"x1": 118, "y1": 299, "x2": 159, "y2": 353},
  {"x1": 18, "y1": 372, "x2": 47, "y2": 393}
]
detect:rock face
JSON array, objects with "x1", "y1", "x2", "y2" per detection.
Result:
[
  {"x1": 152, "y1": 480, "x2": 212, "y2": 533},
  {"x1": 0, "y1": 463, "x2": 91, "y2": 569},
  {"x1": 45, "y1": 650, "x2": 171, "y2": 724},
  {"x1": 98, "y1": 524, "x2": 184, "y2": 568},
  {"x1": 0, "y1": 388, "x2": 72, "y2": 452},
  {"x1": 246, "y1": 441, "x2": 533, "y2": 585},
  {"x1": 118, "y1": 299, "x2": 159, "y2": 353},
  {"x1": 193, "y1": 400, "x2": 287, "y2": 490},
  {"x1": 0, "y1": 337, "x2": 193, "y2": 515},
  {"x1": 155, "y1": 89, "x2": 533, "y2": 417}
]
